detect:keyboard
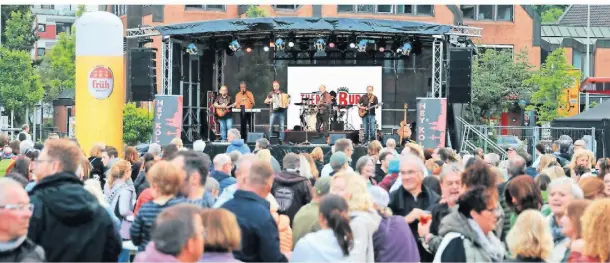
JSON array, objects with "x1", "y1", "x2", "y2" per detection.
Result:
[{"x1": 231, "y1": 109, "x2": 262, "y2": 113}]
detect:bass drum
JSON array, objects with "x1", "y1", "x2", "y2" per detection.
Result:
[{"x1": 305, "y1": 113, "x2": 317, "y2": 131}]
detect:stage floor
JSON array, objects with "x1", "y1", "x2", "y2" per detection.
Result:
[{"x1": 203, "y1": 142, "x2": 369, "y2": 164}]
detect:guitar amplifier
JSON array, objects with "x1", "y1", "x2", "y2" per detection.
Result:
[{"x1": 330, "y1": 121, "x2": 344, "y2": 131}]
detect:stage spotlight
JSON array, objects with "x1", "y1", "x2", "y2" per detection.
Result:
[
  {"x1": 379, "y1": 47, "x2": 385, "y2": 52},
  {"x1": 263, "y1": 46, "x2": 270, "y2": 52},
  {"x1": 397, "y1": 42, "x2": 412, "y2": 56},
  {"x1": 275, "y1": 38, "x2": 286, "y2": 50},
  {"x1": 186, "y1": 43, "x2": 199, "y2": 55},
  {"x1": 358, "y1": 39, "x2": 369, "y2": 52},
  {"x1": 288, "y1": 41, "x2": 295, "y2": 48},
  {"x1": 229, "y1": 40, "x2": 241, "y2": 52},
  {"x1": 245, "y1": 47, "x2": 253, "y2": 53},
  {"x1": 314, "y1": 38, "x2": 326, "y2": 57},
  {"x1": 349, "y1": 42, "x2": 356, "y2": 49},
  {"x1": 329, "y1": 42, "x2": 335, "y2": 48}
]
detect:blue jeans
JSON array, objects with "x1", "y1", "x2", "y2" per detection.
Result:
[
  {"x1": 118, "y1": 248, "x2": 130, "y2": 262},
  {"x1": 218, "y1": 118, "x2": 233, "y2": 141},
  {"x1": 269, "y1": 111, "x2": 285, "y2": 141},
  {"x1": 363, "y1": 114, "x2": 376, "y2": 142}
]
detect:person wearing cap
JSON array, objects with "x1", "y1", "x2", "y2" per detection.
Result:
[
  {"x1": 329, "y1": 152, "x2": 349, "y2": 177},
  {"x1": 369, "y1": 186, "x2": 420, "y2": 262},
  {"x1": 291, "y1": 176, "x2": 332, "y2": 248}
]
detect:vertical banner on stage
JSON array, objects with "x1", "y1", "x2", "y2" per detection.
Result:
[
  {"x1": 153, "y1": 95, "x2": 183, "y2": 146},
  {"x1": 416, "y1": 98, "x2": 447, "y2": 148}
]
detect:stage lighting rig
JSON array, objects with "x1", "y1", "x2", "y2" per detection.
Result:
[
  {"x1": 229, "y1": 40, "x2": 241, "y2": 52},
  {"x1": 397, "y1": 42, "x2": 413, "y2": 56},
  {"x1": 358, "y1": 39, "x2": 374, "y2": 52},
  {"x1": 275, "y1": 38, "x2": 288, "y2": 57},
  {"x1": 186, "y1": 43, "x2": 199, "y2": 55},
  {"x1": 263, "y1": 46, "x2": 270, "y2": 52},
  {"x1": 314, "y1": 38, "x2": 326, "y2": 57}
]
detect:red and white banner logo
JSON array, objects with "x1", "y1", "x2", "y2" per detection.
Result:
[{"x1": 88, "y1": 66, "x2": 114, "y2": 99}]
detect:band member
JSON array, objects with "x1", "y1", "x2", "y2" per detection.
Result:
[
  {"x1": 358, "y1": 85, "x2": 379, "y2": 142},
  {"x1": 235, "y1": 81, "x2": 255, "y2": 138},
  {"x1": 213, "y1": 85, "x2": 233, "y2": 141},
  {"x1": 329, "y1": 90, "x2": 338, "y2": 122},
  {"x1": 316, "y1": 85, "x2": 333, "y2": 133},
  {"x1": 264, "y1": 80, "x2": 289, "y2": 142}
]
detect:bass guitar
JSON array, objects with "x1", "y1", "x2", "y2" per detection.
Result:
[{"x1": 358, "y1": 102, "x2": 383, "y2": 118}]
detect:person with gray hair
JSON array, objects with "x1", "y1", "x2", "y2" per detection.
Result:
[
  {"x1": 225, "y1": 128, "x2": 251, "y2": 154},
  {"x1": 321, "y1": 138, "x2": 354, "y2": 177},
  {"x1": 271, "y1": 153, "x2": 312, "y2": 222},
  {"x1": 254, "y1": 137, "x2": 281, "y2": 173},
  {"x1": 546, "y1": 177, "x2": 584, "y2": 262},
  {"x1": 355, "y1": 155, "x2": 377, "y2": 186},
  {"x1": 389, "y1": 154, "x2": 430, "y2": 192},
  {"x1": 484, "y1": 153, "x2": 500, "y2": 167},
  {"x1": 210, "y1": 154, "x2": 236, "y2": 196},
  {"x1": 134, "y1": 204, "x2": 204, "y2": 263},
  {"x1": 192, "y1": 140, "x2": 206, "y2": 152},
  {"x1": 148, "y1": 143, "x2": 162, "y2": 157},
  {"x1": 0, "y1": 178, "x2": 46, "y2": 262},
  {"x1": 19, "y1": 140, "x2": 34, "y2": 156},
  {"x1": 388, "y1": 154, "x2": 440, "y2": 262},
  {"x1": 204, "y1": 177, "x2": 220, "y2": 199},
  {"x1": 221, "y1": 160, "x2": 288, "y2": 262},
  {"x1": 507, "y1": 155, "x2": 526, "y2": 178}
]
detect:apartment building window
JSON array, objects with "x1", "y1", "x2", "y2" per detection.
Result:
[
  {"x1": 56, "y1": 23, "x2": 72, "y2": 35},
  {"x1": 37, "y1": 24, "x2": 46, "y2": 32},
  {"x1": 461, "y1": 5, "x2": 514, "y2": 21},
  {"x1": 338, "y1": 5, "x2": 434, "y2": 16},
  {"x1": 112, "y1": 5, "x2": 127, "y2": 16},
  {"x1": 40, "y1": 5, "x2": 54, "y2": 9},
  {"x1": 185, "y1": 5, "x2": 226, "y2": 11},
  {"x1": 478, "y1": 45, "x2": 514, "y2": 58},
  {"x1": 272, "y1": 5, "x2": 300, "y2": 10},
  {"x1": 37, "y1": 48, "x2": 46, "y2": 57}
]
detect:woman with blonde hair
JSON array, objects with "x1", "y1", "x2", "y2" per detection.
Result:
[
  {"x1": 256, "y1": 149, "x2": 272, "y2": 163},
  {"x1": 330, "y1": 171, "x2": 381, "y2": 262},
  {"x1": 311, "y1": 147, "x2": 324, "y2": 174},
  {"x1": 300, "y1": 153, "x2": 319, "y2": 182},
  {"x1": 540, "y1": 165, "x2": 567, "y2": 180},
  {"x1": 546, "y1": 177, "x2": 585, "y2": 262},
  {"x1": 125, "y1": 146, "x2": 142, "y2": 181},
  {"x1": 569, "y1": 199, "x2": 610, "y2": 262},
  {"x1": 103, "y1": 159, "x2": 136, "y2": 253},
  {"x1": 89, "y1": 143, "x2": 106, "y2": 181},
  {"x1": 505, "y1": 209, "x2": 554, "y2": 262},
  {"x1": 84, "y1": 179, "x2": 120, "y2": 229},
  {"x1": 367, "y1": 140, "x2": 382, "y2": 163},
  {"x1": 566, "y1": 149, "x2": 592, "y2": 179},
  {"x1": 199, "y1": 208, "x2": 242, "y2": 262},
  {"x1": 538, "y1": 154, "x2": 559, "y2": 172}
]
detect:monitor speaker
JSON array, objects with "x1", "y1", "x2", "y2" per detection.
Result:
[
  {"x1": 448, "y1": 48, "x2": 473, "y2": 104},
  {"x1": 129, "y1": 48, "x2": 157, "y2": 101},
  {"x1": 247, "y1": 132, "x2": 264, "y2": 144},
  {"x1": 329, "y1": 133, "x2": 346, "y2": 145}
]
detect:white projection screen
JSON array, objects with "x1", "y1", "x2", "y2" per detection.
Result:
[{"x1": 286, "y1": 66, "x2": 382, "y2": 130}]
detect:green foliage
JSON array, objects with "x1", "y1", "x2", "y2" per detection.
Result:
[
  {"x1": 465, "y1": 49, "x2": 534, "y2": 124},
  {"x1": 541, "y1": 7, "x2": 565, "y2": 23},
  {"x1": 526, "y1": 48, "x2": 580, "y2": 124},
  {"x1": 531, "y1": 5, "x2": 568, "y2": 16},
  {"x1": 588, "y1": 101, "x2": 598, "y2": 109},
  {"x1": 75, "y1": 5, "x2": 87, "y2": 17},
  {"x1": 3, "y1": 10, "x2": 38, "y2": 51},
  {"x1": 123, "y1": 103, "x2": 154, "y2": 146},
  {"x1": 0, "y1": 47, "x2": 44, "y2": 112},
  {"x1": 39, "y1": 32, "x2": 76, "y2": 101},
  {"x1": 0, "y1": 5, "x2": 31, "y2": 45},
  {"x1": 245, "y1": 5, "x2": 266, "y2": 18}
]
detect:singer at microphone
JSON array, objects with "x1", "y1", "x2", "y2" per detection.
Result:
[{"x1": 235, "y1": 81, "x2": 255, "y2": 137}]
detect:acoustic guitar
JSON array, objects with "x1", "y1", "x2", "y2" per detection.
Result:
[
  {"x1": 216, "y1": 97, "x2": 247, "y2": 117},
  {"x1": 358, "y1": 102, "x2": 383, "y2": 118},
  {"x1": 398, "y1": 103, "x2": 412, "y2": 143}
]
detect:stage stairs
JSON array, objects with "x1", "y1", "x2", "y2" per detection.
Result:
[{"x1": 456, "y1": 116, "x2": 508, "y2": 160}]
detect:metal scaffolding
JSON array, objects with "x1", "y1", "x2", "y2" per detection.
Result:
[
  {"x1": 431, "y1": 39, "x2": 444, "y2": 98},
  {"x1": 161, "y1": 39, "x2": 173, "y2": 95}
]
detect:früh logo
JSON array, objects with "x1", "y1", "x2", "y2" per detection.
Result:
[
  {"x1": 87, "y1": 66, "x2": 114, "y2": 100},
  {"x1": 299, "y1": 87, "x2": 365, "y2": 105}
]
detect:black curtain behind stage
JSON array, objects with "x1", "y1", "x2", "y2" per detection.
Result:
[
  {"x1": 218, "y1": 46, "x2": 433, "y2": 133},
  {"x1": 204, "y1": 143, "x2": 369, "y2": 166}
]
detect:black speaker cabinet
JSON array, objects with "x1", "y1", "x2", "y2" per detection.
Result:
[
  {"x1": 129, "y1": 48, "x2": 157, "y2": 101},
  {"x1": 448, "y1": 48, "x2": 473, "y2": 104},
  {"x1": 247, "y1": 132, "x2": 265, "y2": 144}
]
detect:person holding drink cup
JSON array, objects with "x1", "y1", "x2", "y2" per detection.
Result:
[{"x1": 388, "y1": 155, "x2": 440, "y2": 262}]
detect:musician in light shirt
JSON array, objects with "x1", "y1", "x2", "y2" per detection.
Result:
[
  {"x1": 264, "y1": 80, "x2": 288, "y2": 142},
  {"x1": 214, "y1": 85, "x2": 233, "y2": 141},
  {"x1": 235, "y1": 81, "x2": 255, "y2": 138},
  {"x1": 358, "y1": 85, "x2": 379, "y2": 143}
]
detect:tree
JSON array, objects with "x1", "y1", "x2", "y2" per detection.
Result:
[
  {"x1": 0, "y1": 47, "x2": 44, "y2": 115},
  {"x1": 526, "y1": 48, "x2": 580, "y2": 124},
  {"x1": 0, "y1": 5, "x2": 31, "y2": 45},
  {"x1": 3, "y1": 10, "x2": 38, "y2": 51},
  {"x1": 75, "y1": 4, "x2": 87, "y2": 17},
  {"x1": 245, "y1": 5, "x2": 266, "y2": 18},
  {"x1": 465, "y1": 49, "x2": 534, "y2": 124},
  {"x1": 541, "y1": 7, "x2": 565, "y2": 23},
  {"x1": 123, "y1": 103, "x2": 153, "y2": 146}
]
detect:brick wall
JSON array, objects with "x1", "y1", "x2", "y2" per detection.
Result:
[{"x1": 595, "y1": 48, "x2": 610, "y2": 77}]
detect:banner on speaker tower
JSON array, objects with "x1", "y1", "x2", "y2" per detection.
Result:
[
  {"x1": 153, "y1": 95, "x2": 183, "y2": 146},
  {"x1": 416, "y1": 98, "x2": 447, "y2": 149}
]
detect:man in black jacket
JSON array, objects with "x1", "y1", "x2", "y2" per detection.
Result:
[
  {"x1": 0, "y1": 178, "x2": 45, "y2": 262},
  {"x1": 272, "y1": 153, "x2": 312, "y2": 222},
  {"x1": 222, "y1": 160, "x2": 288, "y2": 262},
  {"x1": 389, "y1": 155, "x2": 440, "y2": 262},
  {"x1": 28, "y1": 139, "x2": 121, "y2": 262}
]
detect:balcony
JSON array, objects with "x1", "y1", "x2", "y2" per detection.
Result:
[{"x1": 31, "y1": 8, "x2": 76, "y2": 17}]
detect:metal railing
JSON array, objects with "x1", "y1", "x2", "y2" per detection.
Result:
[{"x1": 456, "y1": 116, "x2": 508, "y2": 159}]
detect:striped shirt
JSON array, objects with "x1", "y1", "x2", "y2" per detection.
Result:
[{"x1": 129, "y1": 196, "x2": 186, "y2": 251}]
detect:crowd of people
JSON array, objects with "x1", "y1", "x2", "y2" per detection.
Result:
[{"x1": 1, "y1": 129, "x2": 610, "y2": 263}]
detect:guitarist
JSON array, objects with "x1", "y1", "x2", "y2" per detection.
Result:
[
  {"x1": 213, "y1": 85, "x2": 233, "y2": 141},
  {"x1": 235, "y1": 81, "x2": 255, "y2": 138},
  {"x1": 358, "y1": 85, "x2": 379, "y2": 143},
  {"x1": 316, "y1": 85, "x2": 333, "y2": 133}
]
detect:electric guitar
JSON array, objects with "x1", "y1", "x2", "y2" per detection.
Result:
[{"x1": 358, "y1": 102, "x2": 383, "y2": 118}]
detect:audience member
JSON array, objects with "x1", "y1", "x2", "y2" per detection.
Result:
[
  {"x1": 271, "y1": 153, "x2": 312, "y2": 222},
  {"x1": 505, "y1": 209, "x2": 553, "y2": 262},
  {"x1": 321, "y1": 139, "x2": 354, "y2": 177},
  {"x1": 171, "y1": 151, "x2": 215, "y2": 208},
  {"x1": 226, "y1": 129, "x2": 251, "y2": 154},
  {"x1": 199, "y1": 208, "x2": 242, "y2": 262},
  {"x1": 292, "y1": 176, "x2": 332, "y2": 247},
  {"x1": 210, "y1": 154, "x2": 236, "y2": 195}
]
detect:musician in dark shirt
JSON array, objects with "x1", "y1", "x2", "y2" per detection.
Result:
[
  {"x1": 214, "y1": 85, "x2": 233, "y2": 141},
  {"x1": 316, "y1": 85, "x2": 333, "y2": 133},
  {"x1": 358, "y1": 85, "x2": 379, "y2": 143}
]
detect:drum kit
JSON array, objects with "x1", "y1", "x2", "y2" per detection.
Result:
[{"x1": 295, "y1": 98, "x2": 357, "y2": 131}]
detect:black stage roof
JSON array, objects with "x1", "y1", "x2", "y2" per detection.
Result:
[{"x1": 155, "y1": 17, "x2": 452, "y2": 38}]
